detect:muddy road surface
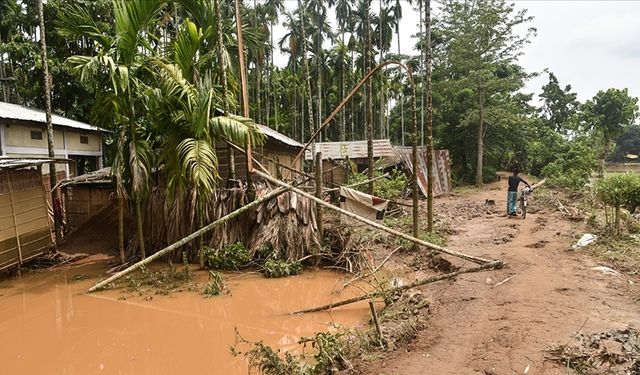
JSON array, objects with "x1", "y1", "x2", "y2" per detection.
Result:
[
  {"x1": 368, "y1": 182, "x2": 640, "y2": 374},
  {"x1": 0, "y1": 265, "x2": 368, "y2": 374}
]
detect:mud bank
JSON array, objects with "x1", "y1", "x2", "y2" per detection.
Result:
[{"x1": 0, "y1": 263, "x2": 368, "y2": 374}]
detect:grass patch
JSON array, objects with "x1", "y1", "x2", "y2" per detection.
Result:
[
  {"x1": 203, "y1": 271, "x2": 227, "y2": 296},
  {"x1": 582, "y1": 235, "x2": 640, "y2": 274}
]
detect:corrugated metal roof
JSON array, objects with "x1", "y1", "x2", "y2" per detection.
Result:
[
  {"x1": 0, "y1": 101, "x2": 101, "y2": 132},
  {"x1": 257, "y1": 124, "x2": 303, "y2": 149},
  {"x1": 0, "y1": 157, "x2": 71, "y2": 170},
  {"x1": 305, "y1": 139, "x2": 396, "y2": 160}
]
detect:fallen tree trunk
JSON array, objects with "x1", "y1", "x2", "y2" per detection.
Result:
[
  {"x1": 254, "y1": 170, "x2": 495, "y2": 265},
  {"x1": 292, "y1": 260, "x2": 503, "y2": 314},
  {"x1": 87, "y1": 186, "x2": 289, "y2": 293}
]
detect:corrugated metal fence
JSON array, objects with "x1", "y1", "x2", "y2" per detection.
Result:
[{"x1": 396, "y1": 148, "x2": 452, "y2": 197}]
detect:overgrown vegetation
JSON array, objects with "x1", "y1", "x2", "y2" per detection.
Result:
[
  {"x1": 124, "y1": 256, "x2": 194, "y2": 295},
  {"x1": 233, "y1": 331, "x2": 350, "y2": 375},
  {"x1": 203, "y1": 242, "x2": 251, "y2": 270}
]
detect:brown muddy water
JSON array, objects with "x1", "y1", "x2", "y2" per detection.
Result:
[{"x1": 0, "y1": 262, "x2": 369, "y2": 374}]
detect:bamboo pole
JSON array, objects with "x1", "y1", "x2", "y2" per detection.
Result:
[
  {"x1": 292, "y1": 260, "x2": 503, "y2": 314},
  {"x1": 254, "y1": 170, "x2": 495, "y2": 265},
  {"x1": 315, "y1": 152, "x2": 324, "y2": 240},
  {"x1": 87, "y1": 187, "x2": 289, "y2": 293}
]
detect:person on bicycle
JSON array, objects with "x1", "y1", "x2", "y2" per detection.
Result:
[{"x1": 507, "y1": 168, "x2": 530, "y2": 217}]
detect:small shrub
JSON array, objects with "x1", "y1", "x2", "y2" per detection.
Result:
[
  {"x1": 262, "y1": 259, "x2": 302, "y2": 278},
  {"x1": 595, "y1": 173, "x2": 640, "y2": 235},
  {"x1": 203, "y1": 271, "x2": 227, "y2": 296},
  {"x1": 236, "y1": 341, "x2": 311, "y2": 375},
  {"x1": 203, "y1": 242, "x2": 251, "y2": 270}
]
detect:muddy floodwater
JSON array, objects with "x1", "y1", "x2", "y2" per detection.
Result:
[{"x1": 0, "y1": 262, "x2": 369, "y2": 374}]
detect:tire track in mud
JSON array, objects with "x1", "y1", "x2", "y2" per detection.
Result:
[{"x1": 370, "y1": 185, "x2": 640, "y2": 375}]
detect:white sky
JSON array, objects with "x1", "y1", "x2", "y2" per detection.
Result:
[{"x1": 272, "y1": 0, "x2": 640, "y2": 105}]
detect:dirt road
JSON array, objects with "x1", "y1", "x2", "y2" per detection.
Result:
[{"x1": 370, "y1": 182, "x2": 640, "y2": 374}]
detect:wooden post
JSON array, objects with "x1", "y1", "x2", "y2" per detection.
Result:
[
  {"x1": 6, "y1": 170, "x2": 23, "y2": 264},
  {"x1": 369, "y1": 300, "x2": 383, "y2": 345},
  {"x1": 425, "y1": 0, "x2": 434, "y2": 232},
  {"x1": 254, "y1": 170, "x2": 494, "y2": 265},
  {"x1": 87, "y1": 186, "x2": 289, "y2": 293},
  {"x1": 315, "y1": 151, "x2": 324, "y2": 240},
  {"x1": 118, "y1": 195, "x2": 125, "y2": 264}
]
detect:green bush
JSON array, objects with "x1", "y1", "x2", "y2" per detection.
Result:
[
  {"x1": 540, "y1": 137, "x2": 597, "y2": 189},
  {"x1": 346, "y1": 161, "x2": 408, "y2": 200},
  {"x1": 595, "y1": 173, "x2": 640, "y2": 235},
  {"x1": 262, "y1": 259, "x2": 303, "y2": 278},
  {"x1": 203, "y1": 242, "x2": 251, "y2": 270}
]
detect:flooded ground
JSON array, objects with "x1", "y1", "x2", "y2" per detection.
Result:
[{"x1": 0, "y1": 262, "x2": 369, "y2": 374}]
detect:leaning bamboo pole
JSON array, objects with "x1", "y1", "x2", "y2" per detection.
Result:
[
  {"x1": 292, "y1": 260, "x2": 503, "y2": 314},
  {"x1": 253, "y1": 170, "x2": 495, "y2": 265},
  {"x1": 87, "y1": 187, "x2": 289, "y2": 293}
]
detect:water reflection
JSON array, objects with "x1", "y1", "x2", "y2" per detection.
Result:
[{"x1": 0, "y1": 264, "x2": 368, "y2": 374}]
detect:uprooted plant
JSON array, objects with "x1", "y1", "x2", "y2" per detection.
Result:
[{"x1": 203, "y1": 271, "x2": 228, "y2": 296}]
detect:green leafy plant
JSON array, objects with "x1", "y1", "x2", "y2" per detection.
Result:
[
  {"x1": 346, "y1": 160, "x2": 408, "y2": 200},
  {"x1": 203, "y1": 242, "x2": 251, "y2": 270},
  {"x1": 595, "y1": 173, "x2": 640, "y2": 235},
  {"x1": 203, "y1": 271, "x2": 227, "y2": 297},
  {"x1": 262, "y1": 259, "x2": 303, "y2": 278}
]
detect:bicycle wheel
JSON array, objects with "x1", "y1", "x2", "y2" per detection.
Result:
[{"x1": 521, "y1": 198, "x2": 527, "y2": 219}]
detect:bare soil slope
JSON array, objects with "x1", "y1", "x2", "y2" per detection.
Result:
[{"x1": 369, "y1": 182, "x2": 640, "y2": 374}]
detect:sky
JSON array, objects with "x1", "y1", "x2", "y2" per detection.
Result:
[{"x1": 272, "y1": 0, "x2": 640, "y2": 105}]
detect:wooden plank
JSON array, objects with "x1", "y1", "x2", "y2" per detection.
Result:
[{"x1": 6, "y1": 170, "x2": 22, "y2": 263}]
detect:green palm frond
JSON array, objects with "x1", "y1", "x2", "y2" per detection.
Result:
[
  {"x1": 173, "y1": 19, "x2": 204, "y2": 81},
  {"x1": 113, "y1": 0, "x2": 166, "y2": 65},
  {"x1": 210, "y1": 115, "x2": 266, "y2": 147},
  {"x1": 129, "y1": 137, "x2": 152, "y2": 196},
  {"x1": 176, "y1": 138, "x2": 219, "y2": 196},
  {"x1": 55, "y1": 3, "x2": 112, "y2": 49}
]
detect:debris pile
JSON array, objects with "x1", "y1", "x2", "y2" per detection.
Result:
[{"x1": 546, "y1": 328, "x2": 640, "y2": 373}]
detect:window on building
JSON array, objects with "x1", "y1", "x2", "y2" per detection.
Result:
[
  {"x1": 30, "y1": 130, "x2": 43, "y2": 140},
  {"x1": 80, "y1": 135, "x2": 89, "y2": 144}
]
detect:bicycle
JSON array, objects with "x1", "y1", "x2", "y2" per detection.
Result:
[{"x1": 518, "y1": 186, "x2": 533, "y2": 219}]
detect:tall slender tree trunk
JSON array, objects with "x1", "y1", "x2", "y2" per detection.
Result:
[
  {"x1": 350, "y1": 49, "x2": 355, "y2": 140},
  {"x1": 379, "y1": 0, "x2": 384, "y2": 139},
  {"x1": 235, "y1": 0, "x2": 253, "y2": 196},
  {"x1": 340, "y1": 31, "x2": 346, "y2": 142},
  {"x1": 476, "y1": 78, "x2": 485, "y2": 186},
  {"x1": 299, "y1": 0, "x2": 315, "y2": 149},
  {"x1": 425, "y1": 0, "x2": 434, "y2": 232},
  {"x1": 419, "y1": 0, "x2": 425, "y2": 147},
  {"x1": 366, "y1": 0, "x2": 374, "y2": 194},
  {"x1": 398, "y1": 24, "x2": 404, "y2": 146},
  {"x1": 217, "y1": 0, "x2": 234, "y2": 184},
  {"x1": 37, "y1": 0, "x2": 62, "y2": 244},
  {"x1": 118, "y1": 194, "x2": 125, "y2": 263},
  {"x1": 254, "y1": 0, "x2": 261, "y2": 124}
]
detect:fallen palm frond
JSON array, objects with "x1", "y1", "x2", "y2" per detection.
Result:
[
  {"x1": 249, "y1": 189, "x2": 320, "y2": 261},
  {"x1": 141, "y1": 186, "x2": 251, "y2": 261}
]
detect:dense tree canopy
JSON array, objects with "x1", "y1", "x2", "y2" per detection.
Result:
[{"x1": 1, "y1": 0, "x2": 638, "y2": 189}]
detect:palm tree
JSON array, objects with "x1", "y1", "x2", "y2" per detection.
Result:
[
  {"x1": 60, "y1": 0, "x2": 262, "y2": 261},
  {"x1": 333, "y1": 0, "x2": 353, "y2": 142}
]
